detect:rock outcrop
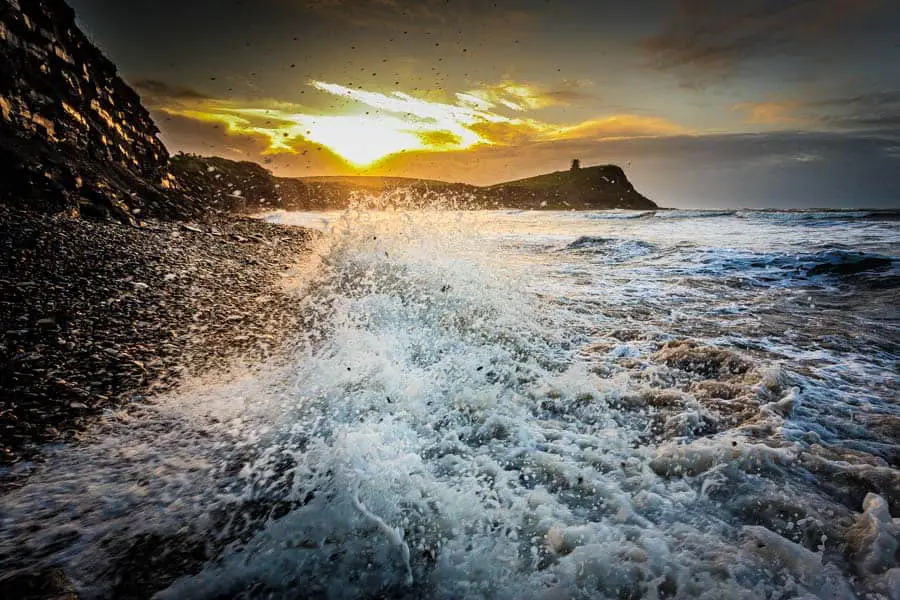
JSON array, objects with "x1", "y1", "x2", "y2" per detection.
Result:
[
  {"x1": 481, "y1": 165, "x2": 657, "y2": 210},
  {"x1": 0, "y1": 0, "x2": 185, "y2": 223}
]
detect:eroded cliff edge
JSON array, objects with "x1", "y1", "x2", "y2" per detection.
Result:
[{"x1": 0, "y1": 0, "x2": 185, "y2": 223}]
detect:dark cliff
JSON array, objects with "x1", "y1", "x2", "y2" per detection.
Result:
[
  {"x1": 481, "y1": 165, "x2": 657, "y2": 210},
  {"x1": 0, "y1": 0, "x2": 186, "y2": 223}
]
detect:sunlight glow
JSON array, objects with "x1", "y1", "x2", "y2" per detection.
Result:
[
  {"x1": 158, "y1": 80, "x2": 688, "y2": 168},
  {"x1": 289, "y1": 114, "x2": 427, "y2": 166}
]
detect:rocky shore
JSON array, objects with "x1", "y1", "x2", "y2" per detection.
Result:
[{"x1": 0, "y1": 205, "x2": 314, "y2": 468}]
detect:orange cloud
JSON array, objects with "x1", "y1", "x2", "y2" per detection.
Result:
[
  {"x1": 733, "y1": 101, "x2": 810, "y2": 125},
  {"x1": 551, "y1": 115, "x2": 689, "y2": 140}
]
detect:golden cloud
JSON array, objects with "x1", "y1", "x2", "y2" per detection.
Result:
[
  {"x1": 460, "y1": 80, "x2": 593, "y2": 111},
  {"x1": 140, "y1": 79, "x2": 688, "y2": 168}
]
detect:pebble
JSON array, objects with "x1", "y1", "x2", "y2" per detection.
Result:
[{"x1": 0, "y1": 205, "x2": 313, "y2": 464}]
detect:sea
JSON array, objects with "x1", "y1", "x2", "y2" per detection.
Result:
[{"x1": 1, "y1": 208, "x2": 898, "y2": 599}]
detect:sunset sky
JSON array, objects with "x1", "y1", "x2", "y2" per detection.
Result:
[{"x1": 69, "y1": 0, "x2": 900, "y2": 208}]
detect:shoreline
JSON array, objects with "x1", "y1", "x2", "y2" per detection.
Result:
[{"x1": 0, "y1": 205, "x2": 315, "y2": 468}]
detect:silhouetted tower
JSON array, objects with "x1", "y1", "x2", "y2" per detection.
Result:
[{"x1": 570, "y1": 159, "x2": 581, "y2": 171}]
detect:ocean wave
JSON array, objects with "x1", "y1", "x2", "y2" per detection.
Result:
[
  {"x1": 563, "y1": 236, "x2": 657, "y2": 261},
  {"x1": 685, "y1": 248, "x2": 895, "y2": 281},
  {"x1": 737, "y1": 209, "x2": 900, "y2": 223},
  {"x1": 653, "y1": 209, "x2": 738, "y2": 219},
  {"x1": 803, "y1": 250, "x2": 894, "y2": 276},
  {"x1": 583, "y1": 210, "x2": 656, "y2": 220},
  {"x1": 2, "y1": 209, "x2": 897, "y2": 599}
]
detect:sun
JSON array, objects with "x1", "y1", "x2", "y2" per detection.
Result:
[{"x1": 288, "y1": 114, "x2": 427, "y2": 167}]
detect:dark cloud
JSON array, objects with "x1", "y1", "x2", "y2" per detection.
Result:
[
  {"x1": 540, "y1": 88, "x2": 595, "y2": 106},
  {"x1": 643, "y1": 0, "x2": 886, "y2": 84},
  {"x1": 817, "y1": 90, "x2": 900, "y2": 110},
  {"x1": 133, "y1": 79, "x2": 210, "y2": 105},
  {"x1": 292, "y1": 0, "x2": 533, "y2": 30},
  {"x1": 812, "y1": 91, "x2": 900, "y2": 137}
]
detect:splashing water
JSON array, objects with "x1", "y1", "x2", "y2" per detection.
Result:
[{"x1": 1, "y1": 207, "x2": 898, "y2": 599}]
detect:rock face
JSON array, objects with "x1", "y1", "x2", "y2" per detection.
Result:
[{"x1": 0, "y1": 0, "x2": 185, "y2": 222}]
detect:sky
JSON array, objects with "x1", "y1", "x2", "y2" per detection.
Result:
[{"x1": 68, "y1": 0, "x2": 900, "y2": 208}]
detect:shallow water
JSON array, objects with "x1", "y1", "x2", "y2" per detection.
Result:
[{"x1": 1, "y1": 208, "x2": 898, "y2": 599}]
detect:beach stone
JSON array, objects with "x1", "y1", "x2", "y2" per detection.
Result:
[{"x1": 0, "y1": 567, "x2": 79, "y2": 600}]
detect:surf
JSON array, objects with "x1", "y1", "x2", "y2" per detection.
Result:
[{"x1": 1, "y1": 207, "x2": 897, "y2": 599}]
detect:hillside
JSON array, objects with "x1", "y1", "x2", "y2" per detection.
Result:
[
  {"x1": 484, "y1": 165, "x2": 656, "y2": 210},
  {"x1": 170, "y1": 157, "x2": 657, "y2": 212}
]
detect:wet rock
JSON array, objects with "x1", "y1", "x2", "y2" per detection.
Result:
[
  {"x1": 0, "y1": 567, "x2": 78, "y2": 599},
  {"x1": 807, "y1": 256, "x2": 892, "y2": 276},
  {"x1": 105, "y1": 532, "x2": 209, "y2": 599}
]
